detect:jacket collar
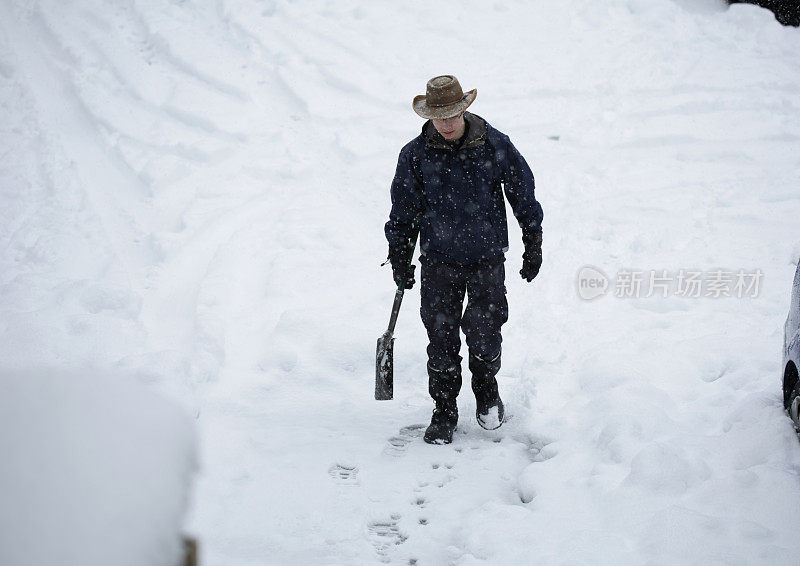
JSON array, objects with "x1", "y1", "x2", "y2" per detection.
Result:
[{"x1": 422, "y1": 112, "x2": 487, "y2": 150}]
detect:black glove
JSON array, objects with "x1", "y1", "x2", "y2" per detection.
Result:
[
  {"x1": 387, "y1": 244, "x2": 416, "y2": 290},
  {"x1": 520, "y1": 231, "x2": 542, "y2": 282}
]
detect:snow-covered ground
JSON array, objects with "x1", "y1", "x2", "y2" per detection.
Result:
[{"x1": 2, "y1": 0, "x2": 800, "y2": 564}]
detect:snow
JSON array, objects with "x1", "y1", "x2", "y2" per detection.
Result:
[
  {"x1": 1, "y1": 0, "x2": 799, "y2": 564},
  {"x1": 0, "y1": 369, "x2": 197, "y2": 566}
]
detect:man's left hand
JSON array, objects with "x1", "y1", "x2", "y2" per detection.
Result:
[{"x1": 520, "y1": 231, "x2": 542, "y2": 282}]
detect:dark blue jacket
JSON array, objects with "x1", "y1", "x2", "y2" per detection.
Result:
[{"x1": 385, "y1": 113, "x2": 543, "y2": 265}]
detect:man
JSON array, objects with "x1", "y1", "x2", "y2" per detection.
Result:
[{"x1": 385, "y1": 75, "x2": 543, "y2": 445}]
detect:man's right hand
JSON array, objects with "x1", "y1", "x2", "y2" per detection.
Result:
[{"x1": 388, "y1": 245, "x2": 416, "y2": 289}]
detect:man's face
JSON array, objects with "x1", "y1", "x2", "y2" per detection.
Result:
[{"x1": 432, "y1": 112, "x2": 466, "y2": 141}]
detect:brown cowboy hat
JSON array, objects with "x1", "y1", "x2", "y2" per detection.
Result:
[{"x1": 412, "y1": 75, "x2": 477, "y2": 120}]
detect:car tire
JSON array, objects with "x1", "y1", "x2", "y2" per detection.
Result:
[{"x1": 788, "y1": 379, "x2": 800, "y2": 431}]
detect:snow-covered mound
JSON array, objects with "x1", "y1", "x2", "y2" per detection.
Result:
[
  {"x1": 0, "y1": 369, "x2": 197, "y2": 566},
  {"x1": 2, "y1": 0, "x2": 800, "y2": 564}
]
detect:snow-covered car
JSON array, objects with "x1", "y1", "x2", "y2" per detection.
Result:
[
  {"x1": 782, "y1": 260, "x2": 800, "y2": 428},
  {"x1": 728, "y1": 0, "x2": 800, "y2": 27},
  {"x1": 0, "y1": 370, "x2": 197, "y2": 566}
]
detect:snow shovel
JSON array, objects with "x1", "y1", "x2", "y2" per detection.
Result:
[{"x1": 375, "y1": 227, "x2": 419, "y2": 400}]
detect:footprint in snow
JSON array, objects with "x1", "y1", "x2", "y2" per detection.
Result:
[
  {"x1": 367, "y1": 514, "x2": 407, "y2": 562},
  {"x1": 434, "y1": 472, "x2": 457, "y2": 488},
  {"x1": 400, "y1": 424, "x2": 426, "y2": 437},
  {"x1": 383, "y1": 424, "x2": 426, "y2": 457},
  {"x1": 328, "y1": 463, "x2": 359, "y2": 485},
  {"x1": 515, "y1": 433, "x2": 556, "y2": 463}
]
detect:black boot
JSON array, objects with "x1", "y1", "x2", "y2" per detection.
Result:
[
  {"x1": 470, "y1": 352, "x2": 505, "y2": 430},
  {"x1": 424, "y1": 364, "x2": 461, "y2": 444}
]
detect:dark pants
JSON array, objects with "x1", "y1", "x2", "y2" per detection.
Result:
[{"x1": 420, "y1": 255, "x2": 509, "y2": 373}]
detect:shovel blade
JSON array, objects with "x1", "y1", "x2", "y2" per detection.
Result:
[{"x1": 375, "y1": 332, "x2": 394, "y2": 400}]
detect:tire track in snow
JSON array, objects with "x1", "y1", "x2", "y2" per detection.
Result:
[
  {"x1": 139, "y1": 194, "x2": 280, "y2": 381},
  {"x1": 212, "y1": 10, "x2": 312, "y2": 118},
  {"x1": 3, "y1": 6, "x2": 156, "y2": 278},
  {"x1": 218, "y1": 3, "x2": 389, "y2": 118},
  {"x1": 123, "y1": 0, "x2": 248, "y2": 102},
  {"x1": 26, "y1": 6, "x2": 245, "y2": 180}
]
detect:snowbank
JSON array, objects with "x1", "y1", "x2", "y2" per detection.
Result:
[{"x1": 0, "y1": 369, "x2": 197, "y2": 566}]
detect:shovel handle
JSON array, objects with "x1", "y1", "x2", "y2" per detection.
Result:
[{"x1": 387, "y1": 225, "x2": 419, "y2": 335}]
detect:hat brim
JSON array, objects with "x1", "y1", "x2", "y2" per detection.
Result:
[{"x1": 412, "y1": 89, "x2": 477, "y2": 120}]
